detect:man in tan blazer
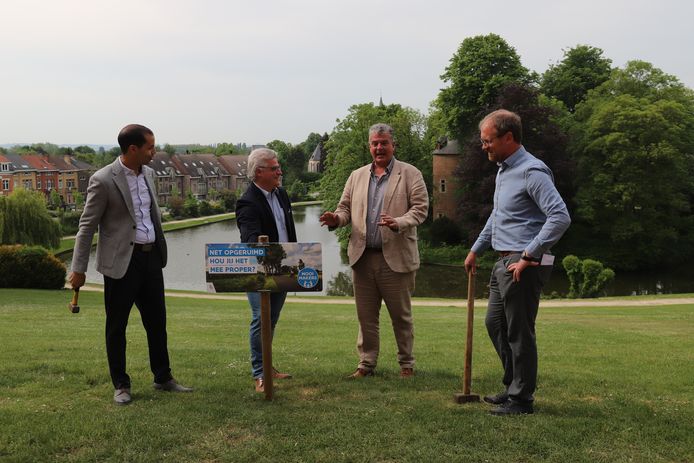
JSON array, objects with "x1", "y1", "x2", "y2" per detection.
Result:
[{"x1": 320, "y1": 123, "x2": 428, "y2": 378}]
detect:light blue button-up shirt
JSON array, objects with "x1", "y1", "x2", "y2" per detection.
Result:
[{"x1": 471, "y1": 146, "x2": 570, "y2": 258}]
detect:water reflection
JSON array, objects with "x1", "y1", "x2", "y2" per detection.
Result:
[{"x1": 65, "y1": 204, "x2": 694, "y2": 298}]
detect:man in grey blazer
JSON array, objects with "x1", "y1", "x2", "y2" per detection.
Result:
[
  {"x1": 320, "y1": 123, "x2": 429, "y2": 378},
  {"x1": 69, "y1": 124, "x2": 191, "y2": 405}
]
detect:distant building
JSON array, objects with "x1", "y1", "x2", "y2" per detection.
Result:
[
  {"x1": 432, "y1": 138, "x2": 462, "y2": 220},
  {"x1": 217, "y1": 155, "x2": 249, "y2": 191},
  {"x1": 151, "y1": 153, "x2": 186, "y2": 205},
  {"x1": 0, "y1": 153, "x2": 93, "y2": 206},
  {"x1": 307, "y1": 143, "x2": 325, "y2": 173}
]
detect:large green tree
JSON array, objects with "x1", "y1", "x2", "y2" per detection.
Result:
[
  {"x1": 435, "y1": 34, "x2": 531, "y2": 140},
  {"x1": 541, "y1": 45, "x2": 613, "y2": 112},
  {"x1": 0, "y1": 189, "x2": 61, "y2": 248},
  {"x1": 570, "y1": 61, "x2": 694, "y2": 269},
  {"x1": 320, "y1": 102, "x2": 430, "y2": 244},
  {"x1": 454, "y1": 83, "x2": 574, "y2": 246}
]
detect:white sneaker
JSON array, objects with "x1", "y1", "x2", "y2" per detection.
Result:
[{"x1": 113, "y1": 388, "x2": 132, "y2": 405}]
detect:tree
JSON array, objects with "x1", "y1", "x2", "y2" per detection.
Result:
[
  {"x1": 0, "y1": 189, "x2": 61, "y2": 248},
  {"x1": 163, "y1": 143, "x2": 176, "y2": 155},
  {"x1": 570, "y1": 61, "x2": 694, "y2": 269},
  {"x1": 541, "y1": 45, "x2": 613, "y2": 112},
  {"x1": 455, "y1": 83, "x2": 574, "y2": 245},
  {"x1": 319, "y1": 102, "x2": 431, "y2": 245},
  {"x1": 256, "y1": 243, "x2": 286, "y2": 275},
  {"x1": 435, "y1": 34, "x2": 531, "y2": 140},
  {"x1": 214, "y1": 143, "x2": 235, "y2": 156}
]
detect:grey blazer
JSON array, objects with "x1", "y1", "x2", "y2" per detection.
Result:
[{"x1": 71, "y1": 158, "x2": 167, "y2": 279}]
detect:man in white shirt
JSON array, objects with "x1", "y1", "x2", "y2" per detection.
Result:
[{"x1": 69, "y1": 124, "x2": 191, "y2": 405}]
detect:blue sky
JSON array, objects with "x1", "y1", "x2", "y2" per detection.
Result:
[{"x1": 1, "y1": 0, "x2": 690, "y2": 146}]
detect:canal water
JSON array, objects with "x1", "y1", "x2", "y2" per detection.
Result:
[{"x1": 67, "y1": 205, "x2": 694, "y2": 298}]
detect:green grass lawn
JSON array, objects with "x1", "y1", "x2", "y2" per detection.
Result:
[{"x1": 0, "y1": 289, "x2": 692, "y2": 462}]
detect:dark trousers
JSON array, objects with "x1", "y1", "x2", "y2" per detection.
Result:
[
  {"x1": 485, "y1": 254, "x2": 551, "y2": 403},
  {"x1": 103, "y1": 245, "x2": 172, "y2": 389}
]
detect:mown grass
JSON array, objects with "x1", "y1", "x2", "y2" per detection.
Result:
[{"x1": 0, "y1": 289, "x2": 692, "y2": 462}]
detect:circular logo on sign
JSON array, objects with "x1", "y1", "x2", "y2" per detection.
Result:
[{"x1": 297, "y1": 267, "x2": 319, "y2": 289}]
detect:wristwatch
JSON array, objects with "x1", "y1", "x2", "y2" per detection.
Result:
[{"x1": 521, "y1": 252, "x2": 541, "y2": 263}]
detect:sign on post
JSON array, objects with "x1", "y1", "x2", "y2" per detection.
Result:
[{"x1": 205, "y1": 242, "x2": 322, "y2": 293}]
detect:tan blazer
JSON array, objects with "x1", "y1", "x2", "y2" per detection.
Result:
[
  {"x1": 333, "y1": 159, "x2": 428, "y2": 273},
  {"x1": 71, "y1": 158, "x2": 167, "y2": 279}
]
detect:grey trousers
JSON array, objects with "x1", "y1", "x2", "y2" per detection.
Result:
[{"x1": 486, "y1": 253, "x2": 552, "y2": 403}]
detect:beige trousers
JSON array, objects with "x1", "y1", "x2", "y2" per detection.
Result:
[{"x1": 352, "y1": 249, "x2": 416, "y2": 371}]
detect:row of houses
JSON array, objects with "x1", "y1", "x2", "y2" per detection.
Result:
[
  {"x1": 3, "y1": 142, "x2": 459, "y2": 219},
  {"x1": 0, "y1": 152, "x2": 250, "y2": 207},
  {"x1": 0, "y1": 153, "x2": 93, "y2": 205},
  {"x1": 149, "y1": 153, "x2": 249, "y2": 204}
]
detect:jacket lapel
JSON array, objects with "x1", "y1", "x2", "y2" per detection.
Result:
[
  {"x1": 111, "y1": 159, "x2": 136, "y2": 221},
  {"x1": 383, "y1": 160, "x2": 402, "y2": 212}
]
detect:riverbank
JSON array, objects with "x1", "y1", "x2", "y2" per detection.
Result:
[
  {"x1": 54, "y1": 200, "x2": 323, "y2": 256},
  {"x1": 72, "y1": 283, "x2": 694, "y2": 308}
]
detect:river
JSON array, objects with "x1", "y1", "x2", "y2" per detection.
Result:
[{"x1": 66, "y1": 205, "x2": 694, "y2": 298}]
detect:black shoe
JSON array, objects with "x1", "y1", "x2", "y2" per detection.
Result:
[
  {"x1": 153, "y1": 379, "x2": 193, "y2": 393},
  {"x1": 483, "y1": 390, "x2": 509, "y2": 405},
  {"x1": 490, "y1": 400, "x2": 534, "y2": 416}
]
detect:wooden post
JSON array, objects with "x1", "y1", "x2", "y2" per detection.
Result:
[
  {"x1": 258, "y1": 235, "x2": 274, "y2": 400},
  {"x1": 454, "y1": 269, "x2": 480, "y2": 403}
]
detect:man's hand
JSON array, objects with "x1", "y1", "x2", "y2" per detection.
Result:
[
  {"x1": 464, "y1": 251, "x2": 477, "y2": 274},
  {"x1": 377, "y1": 213, "x2": 399, "y2": 231},
  {"x1": 319, "y1": 211, "x2": 339, "y2": 228},
  {"x1": 68, "y1": 272, "x2": 86, "y2": 290},
  {"x1": 507, "y1": 258, "x2": 539, "y2": 282}
]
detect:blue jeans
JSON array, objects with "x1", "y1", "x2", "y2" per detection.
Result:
[{"x1": 247, "y1": 291, "x2": 287, "y2": 379}]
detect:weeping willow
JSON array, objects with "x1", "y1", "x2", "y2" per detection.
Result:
[{"x1": 0, "y1": 189, "x2": 61, "y2": 248}]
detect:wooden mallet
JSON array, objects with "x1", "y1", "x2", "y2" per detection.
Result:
[
  {"x1": 69, "y1": 288, "x2": 80, "y2": 314},
  {"x1": 454, "y1": 269, "x2": 480, "y2": 403}
]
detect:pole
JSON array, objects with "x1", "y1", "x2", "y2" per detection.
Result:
[
  {"x1": 258, "y1": 235, "x2": 274, "y2": 400},
  {"x1": 454, "y1": 269, "x2": 480, "y2": 403}
]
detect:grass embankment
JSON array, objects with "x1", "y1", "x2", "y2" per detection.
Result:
[{"x1": 0, "y1": 289, "x2": 692, "y2": 462}]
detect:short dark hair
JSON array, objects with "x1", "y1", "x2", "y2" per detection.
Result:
[
  {"x1": 118, "y1": 124, "x2": 154, "y2": 154},
  {"x1": 479, "y1": 110, "x2": 522, "y2": 143}
]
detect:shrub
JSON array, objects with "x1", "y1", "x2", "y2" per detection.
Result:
[
  {"x1": 59, "y1": 211, "x2": 82, "y2": 236},
  {"x1": 183, "y1": 196, "x2": 199, "y2": 218},
  {"x1": 167, "y1": 196, "x2": 185, "y2": 218},
  {"x1": 424, "y1": 216, "x2": 463, "y2": 246},
  {"x1": 0, "y1": 245, "x2": 66, "y2": 289},
  {"x1": 562, "y1": 255, "x2": 615, "y2": 298},
  {"x1": 198, "y1": 200, "x2": 213, "y2": 216},
  {"x1": 218, "y1": 189, "x2": 237, "y2": 212}
]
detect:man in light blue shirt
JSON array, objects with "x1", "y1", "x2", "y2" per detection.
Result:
[{"x1": 465, "y1": 109, "x2": 570, "y2": 415}]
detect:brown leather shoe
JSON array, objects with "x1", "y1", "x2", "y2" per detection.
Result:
[
  {"x1": 400, "y1": 367, "x2": 415, "y2": 378},
  {"x1": 272, "y1": 367, "x2": 292, "y2": 379},
  {"x1": 347, "y1": 368, "x2": 374, "y2": 378},
  {"x1": 254, "y1": 378, "x2": 264, "y2": 393}
]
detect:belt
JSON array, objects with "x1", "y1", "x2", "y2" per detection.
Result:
[
  {"x1": 134, "y1": 242, "x2": 155, "y2": 252},
  {"x1": 497, "y1": 250, "x2": 521, "y2": 257}
]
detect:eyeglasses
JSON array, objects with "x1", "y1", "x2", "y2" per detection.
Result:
[
  {"x1": 259, "y1": 165, "x2": 281, "y2": 172},
  {"x1": 480, "y1": 132, "x2": 507, "y2": 146}
]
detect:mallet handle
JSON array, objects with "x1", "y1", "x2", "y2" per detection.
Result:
[{"x1": 463, "y1": 270, "x2": 475, "y2": 395}]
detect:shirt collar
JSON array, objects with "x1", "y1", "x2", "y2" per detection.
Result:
[
  {"x1": 119, "y1": 156, "x2": 141, "y2": 176},
  {"x1": 370, "y1": 156, "x2": 396, "y2": 174},
  {"x1": 499, "y1": 145, "x2": 527, "y2": 170},
  {"x1": 254, "y1": 182, "x2": 276, "y2": 199}
]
